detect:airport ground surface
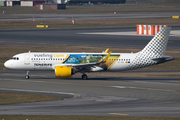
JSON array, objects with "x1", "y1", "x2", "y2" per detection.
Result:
[
  {"x1": 0, "y1": 26, "x2": 180, "y2": 49},
  {"x1": 0, "y1": 26, "x2": 180, "y2": 116},
  {"x1": 0, "y1": 71, "x2": 180, "y2": 116}
]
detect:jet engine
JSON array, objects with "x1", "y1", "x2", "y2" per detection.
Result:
[{"x1": 55, "y1": 66, "x2": 74, "y2": 78}]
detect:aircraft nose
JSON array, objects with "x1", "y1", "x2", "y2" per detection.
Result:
[{"x1": 4, "y1": 60, "x2": 11, "y2": 69}]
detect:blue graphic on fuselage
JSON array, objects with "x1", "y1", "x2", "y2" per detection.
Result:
[{"x1": 64, "y1": 54, "x2": 87, "y2": 64}]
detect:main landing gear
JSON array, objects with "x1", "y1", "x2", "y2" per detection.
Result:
[
  {"x1": 82, "y1": 73, "x2": 88, "y2": 80},
  {"x1": 25, "y1": 71, "x2": 30, "y2": 79}
]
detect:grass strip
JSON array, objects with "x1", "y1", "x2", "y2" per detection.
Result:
[
  {"x1": 0, "y1": 17, "x2": 180, "y2": 29},
  {"x1": 0, "y1": 92, "x2": 63, "y2": 105},
  {"x1": 0, "y1": 115, "x2": 180, "y2": 120}
]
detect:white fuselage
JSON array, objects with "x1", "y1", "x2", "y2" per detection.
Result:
[{"x1": 4, "y1": 52, "x2": 137, "y2": 72}]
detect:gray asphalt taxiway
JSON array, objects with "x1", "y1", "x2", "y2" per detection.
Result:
[{"x1": 0, "y1": 71, "x2": 180, "y2": 116}]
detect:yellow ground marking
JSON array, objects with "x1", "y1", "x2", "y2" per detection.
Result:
[
  {"x1": 109, "y1": 113, "x2": 128, "y2": 116},
  {"x1": 172, "y1": 16, "x2": 179, "y2": 19},
  {"x1": 17, "y1": 42, "x2": 25, "y2": 43},
  {"x1": 0, "y1": 41, "x2": 5, "y2": 42}
]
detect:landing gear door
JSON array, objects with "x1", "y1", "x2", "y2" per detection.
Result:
[{"x1": 24, "y1": 53, "x2": 30, "y2": 65}]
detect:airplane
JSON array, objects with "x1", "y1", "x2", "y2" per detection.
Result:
[{"x1": 4, "y1": 27, "x2": 174, "y2": 80}]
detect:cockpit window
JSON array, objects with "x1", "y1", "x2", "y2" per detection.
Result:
[{"x1": 11, "y1": 57, "x2": 19, "y2": 60}]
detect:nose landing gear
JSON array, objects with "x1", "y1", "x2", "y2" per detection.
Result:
[{"x1": 25, "y1": 71, "x2": 30, "y2": 79}]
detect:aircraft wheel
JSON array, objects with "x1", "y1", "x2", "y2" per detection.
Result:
[
  {"x1": 82, "y1": 74, "x2": 88, "y2": 80},
  {"x1": 25, "y1": 75, "x2": 29, "y2": 79}
]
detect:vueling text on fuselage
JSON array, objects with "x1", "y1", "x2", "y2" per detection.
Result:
[{"x1": 34, "y1": 53, "x2": 64, "y2": 58}]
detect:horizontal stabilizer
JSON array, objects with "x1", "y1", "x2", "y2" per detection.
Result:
[{"x1": 152, "y1": 55, "x2": 174, "y2": 63}]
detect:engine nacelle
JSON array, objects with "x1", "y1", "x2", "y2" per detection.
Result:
[{"x1": 55, "y1": 66, "x2": 74, "y2": 78}]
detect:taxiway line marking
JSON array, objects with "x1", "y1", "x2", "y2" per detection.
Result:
[
  {"x1": 134, "y1": 81, "x2": 180, "y2": 85},
  {"x1": 0, "y1": 88, "x2": 80, "y2": 98},
  {"x1": 109, "y1": 113, "x2": 128, "y2": 116},
  {"x1": 111, "y1": 86, "x2": 176, "y2": 92},
  {"x1": 111, "y1": 86, "x2": 126, "y2": 88}
]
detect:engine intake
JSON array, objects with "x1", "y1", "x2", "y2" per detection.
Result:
[{"x1": 55, "y1": 66, "x2": 74, "y2": 78}]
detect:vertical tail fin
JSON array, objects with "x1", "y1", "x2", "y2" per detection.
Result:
[
  {"x1": 139, "y1": 27, "x2": 171, "y2": 58},
  {"x1": 127, "y1": 27, "x2": 172, "y2": 70}
]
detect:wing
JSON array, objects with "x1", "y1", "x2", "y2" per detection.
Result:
[
  {"x1": 53, "y1": 51, "x2": 112, "y2": 72},
  {"x1": 71, "y1": 51, "x2": 111, "y2": 68}
]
